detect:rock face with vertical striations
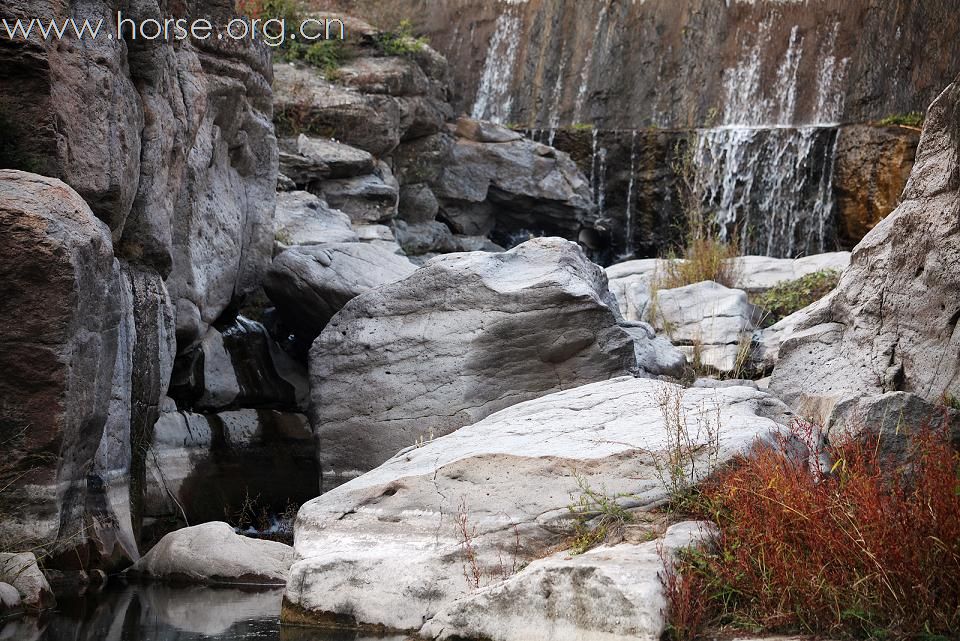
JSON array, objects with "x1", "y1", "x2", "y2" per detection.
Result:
[
  {"x1": 0, "y1": 171, "x2": 131, "y2": 567},
  {"x1": 770, "y1": 75, "x2": 960, "y2": 421},
  {"x1": 0, "y1": 0, "x2": 279, "y2": 570},
  {"x1": 308, "y1": 238, "x2": 680, "y2": 489}
]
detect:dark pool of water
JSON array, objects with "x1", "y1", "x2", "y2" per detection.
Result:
[{"x1": 0, "y1": 582, "x2": 404, "y2": 641}]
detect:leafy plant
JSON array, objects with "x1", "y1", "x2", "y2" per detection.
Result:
[
  {"x1": 877, "y1": 112, "x2": 925, "y2": 128},
  {"x1": 669, "y1": 421, "x2": 960, "y2": 639},
  {"x1": 237, "y1": 0, "x2": 346, "y2": 76},
  {"x1": 567, "y1": 472, "x2": 636, "y2": 554},
  {"x1": 753, "y1": 269, "x2": 840, "y2": 327},
  {"x1": 373, "y1": 19, "x2": 428, "y2": 56}
]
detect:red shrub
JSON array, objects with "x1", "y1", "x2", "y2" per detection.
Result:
[{"x1": 669, "y1": 423, "x2": 960, "y2": 639}]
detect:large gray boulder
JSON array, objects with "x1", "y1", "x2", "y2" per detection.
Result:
[
  {"x1": 127, "y1": 522, "x2": 294, "y2": 586},
  {"x1": 0, "y1": 171, "x2": 135, "y2": 568},
  {"x1": 319, "y1": 161, "x2": 400, "y2": 224},
  {"x1": 284, "y1": 376, "x2": 793, "y2": 634},
  {"x1": 308, "y1": 238, "x2": 643, "y2": 488},
  {"x1": 0, "y1": 553, "x2": 54, "y2": 611},
  {"x1": 295, "y1": 134, "x2": 375, "y2": 178},
  {"x1": 434, "y1": 119, "x2": 596, "y2": 239},
  {"x1": 770, "y1": 75, "x2": 960, "y2": 419},
  {"x1": 264, "y1": 243, "x2": 417, "y2": 339}
]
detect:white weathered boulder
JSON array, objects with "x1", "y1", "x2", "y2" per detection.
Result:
[
  {"x1": 732, "y1": 253, "x2": 850, "y2": 293},
  {"x1": 309, "y1": 238, "x2": 643, "y2": 487},
  {"x1": 605, "y1": 257, "x2": 666, "y2": 323},
  {"x1": 0, "y1": 554, "x2": 54, "y2": 611},
  {"x1": 421, "y1": 521, "x2": 713, "y2": 641},
  {"x1": 771, "y1": 76, "x2": 960, "y2": 417},
  {"x1": 751, "y1": 302, "x2": 821, "y2": 374},
  {"x1": 651, "y1": 281, "x2": 756, "y2": 373},
  {"x1": 127, "y1": 522, "x2": 294, "y2": 585},
  {"x1": 284, "y1": 376, "x2": 792, "y2": 633},
  {"x1": 274, "y1": 191, "x2": 358, "y2": 247},
  {"x1": 264, "y1": 243, "x2": 416, "y2": 338}
]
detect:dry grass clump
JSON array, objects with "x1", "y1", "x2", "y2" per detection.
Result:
[
  {"x1": 656, "y1": 237, "x2": 741, "y2": 290},
  {"x1": 664, "y1": 421, "x2": 960, "y2": 640}
]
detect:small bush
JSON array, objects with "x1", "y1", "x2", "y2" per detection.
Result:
[
  {"x1": 237, "y1": 0, "x2": 346, "y2": 76},
  {"x1": 877, "y1": 112, "x2": 925, "y2": 128},
  {"x1": 655, "y1": 238, "x2": 741, "y2": 290},
  {"x1": 668, "y1": 422, "x2": 960, "y2": 640},
  {"x1": 373, "y1": 19, "x2": 428, "y2": 57},
  {"x1": 567, "y1": 472, "x2": 636, "y2": 554},
  {"x1": 754, "y1": 269, "x2": 840, "y2": 327}
]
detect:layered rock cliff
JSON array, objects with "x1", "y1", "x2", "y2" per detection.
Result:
[
  {"x1": 353, "y1": 0, "x2": 960, "y2": 129},
  {"x1": 0, "y1": 0, "x2": 278, "y2": 570},
  {"x1": 327, "y1": 0, "x2": 942, "y2": 259}
]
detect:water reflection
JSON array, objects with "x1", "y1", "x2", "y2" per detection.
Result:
[{"x1": 0, "y1": 582, "x2": 406, "y2": 641}]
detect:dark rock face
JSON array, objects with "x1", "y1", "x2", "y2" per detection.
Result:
[
  {"x1": 0, "y1": 0, "x2": 278, "y2": 347},
  {"x1": 143, "y1": 408, "x2": 317, "y2": 527},
  {"x1": 0, "y1": 171, "x2": 128, "y2": 567},
  {"x1": 360, "y1": 0, "x2": 960, "y2": 129},
  {"x1": 770, "y1": 74, "x2": 960, "y2": 419},
  {"x1": 0, "y1": 0, "x2": 279, "y2": 570}
]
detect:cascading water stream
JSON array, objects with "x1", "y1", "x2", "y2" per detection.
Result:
[
  {"x1": 623, "y1": 130, "x2": 638, "y2": 258},
  {"x1": 472, "y1": 1, "x2": 526, "y2": 123},
  {"x1": 692, "y1": 19, "x2": 850, "y2": 257},
  {"x1": 590, "y1": 128, "x2": 607, "y2": 219}
]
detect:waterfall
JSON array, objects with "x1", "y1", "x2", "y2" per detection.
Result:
[
  {"x1": 695, "y1": 125, "x2": 838, "y2": 257},
  {"x1": 623, "y1": 130, "x2": 638, "y2": 258},
  {"x1": 813, "y1": 22, "x2": 850, "y2": 123},
  {"x1": 472, "y1": 2, "x2": 526, "y2": 123},
  {"x1": 572, "y1": 2, "x2": 610, "y2": 124},
  {"x1": 694, "y1": 20, "x2": 846, "y2": 257},
  {"x1": 546, "y1": 50, "x2": 567, "y2": 146},
  {"x1": 590, "y1": 129, "x2": 607, "y2": 218}
]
